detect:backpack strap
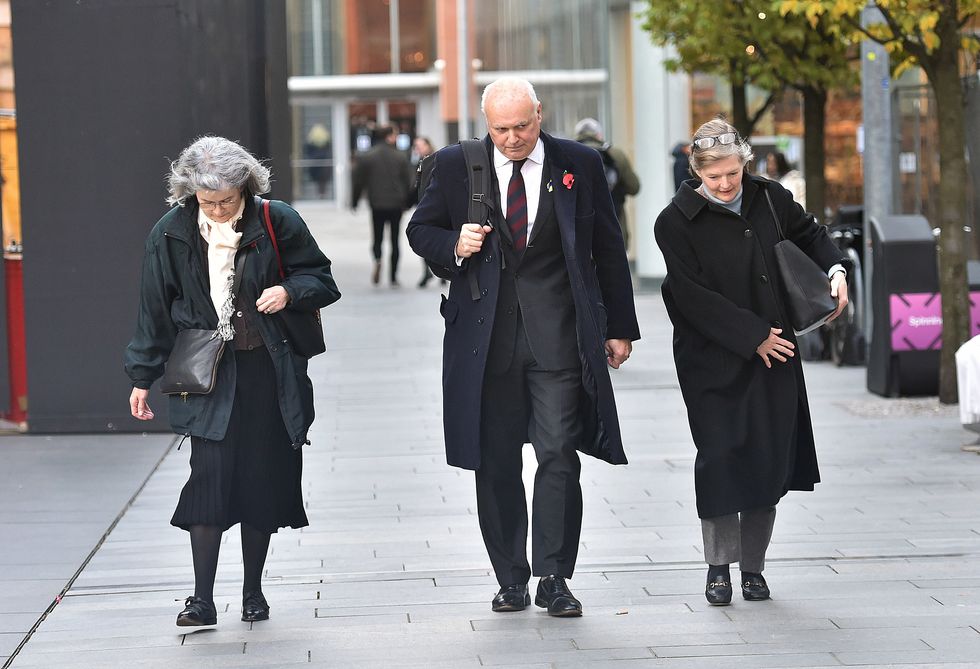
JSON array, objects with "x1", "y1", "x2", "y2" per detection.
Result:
[{"x1": 460, "y1": 139, "x2": 496, "y2": 301}]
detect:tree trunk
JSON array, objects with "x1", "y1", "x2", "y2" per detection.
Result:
[
  {"x1": 927, "y1": 47, "x2": 970, "y2": 403},
  {"x1": 731, "y1": 76, "x2": 751, "y2": 138},
  {"x1": 800, "y1": 86, "x2": 827, "y2": 222}
]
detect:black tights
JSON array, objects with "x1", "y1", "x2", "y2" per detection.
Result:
[{"x1": 189, "y1": 523, "x2": 271, "y2": 603}]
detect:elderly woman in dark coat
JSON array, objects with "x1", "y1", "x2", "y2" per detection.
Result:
[
  {"x1": 125, "y1": 136, "x2": 340, "y2": 627},
  {"x1": 654, "y1": 119, "x2": 848, "y2": 606}
]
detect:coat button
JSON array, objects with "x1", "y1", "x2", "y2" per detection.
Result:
[
  {"x1": 485, "y1": 255, "x2": 492, "y2": 263},
  {"x1": 481, "y1": 288, "x2": 488, "y2": 296},
  {"x1": 744, "y1": 229, "x2": 753, "y2": 238},
  {"x1": 472, "y1": 347, "x2": 479, "y2": 355},
  {"x1": 507, "y1": 307, "x2": 514, "y2": 315},
  {"x1": 236, "y1": 310, "x2": 243, "y2": 317},
  {"x1": 760, "y1": 274, "x2": 769, "y2": 283},
  {"x1": 477, "y1": 317, "x2": 485, "y2": 325}
]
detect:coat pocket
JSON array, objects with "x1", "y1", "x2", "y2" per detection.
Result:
[{"x1": 439, "y1": 294, "x2": 459, "y2": 324}]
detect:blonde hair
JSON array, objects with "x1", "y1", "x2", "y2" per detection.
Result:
[{"x1": 689, "y1": 118, "x2": 754, "y2": 176}]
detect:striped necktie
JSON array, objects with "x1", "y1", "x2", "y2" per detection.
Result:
[{"x1": 506, "y1": 158, "x2": 528, "y2": 251}]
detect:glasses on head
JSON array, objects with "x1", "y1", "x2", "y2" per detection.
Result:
[
  {"x1": 693, "y1": 132, "x2": 738, "y2": 150},
  {"x1": 197, "y1": 194, "x2": 241, "y2": 210}
]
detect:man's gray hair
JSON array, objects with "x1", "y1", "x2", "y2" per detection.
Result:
[
  {"x1": 480, "y1": 77, "x2": 539, "y2": 114},
  {"x1": 688, "y1": 117, "x2": 754, "y2": 175},
  {"x1": 166, "y1": 136, "x2": 272, "y2": 206},
  {"x1": 574, "y1": 117, "x2": 604, "y2": 141}
]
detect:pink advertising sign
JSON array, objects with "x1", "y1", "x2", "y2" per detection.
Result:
[{"x1": 890, "y1": 292, "x2": 980, "y2": 351}]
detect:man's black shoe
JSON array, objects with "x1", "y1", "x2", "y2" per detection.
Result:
[
  {"x1": 741, "y1": 572, "x2": 770, "y2": 601},
  {"x1": 491, "y1": 584, "x2": 530, "y2": 612},
  {"x1": 176, "y1": 596, "x2": 217, "y2": 626},
  {"x1": 241, "y1": 591, "x2": 270, "y2": 621},
  {"x1": 534, "y1": 575, "x2": 582, "y2": 617},
  {"x1": 705, "y1": 578, "x2": 732, "y2": 605}
]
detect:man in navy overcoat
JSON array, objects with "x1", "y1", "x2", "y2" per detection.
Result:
[{"x1": 406, "y1": 77, "x2": 640, "y2": 617}]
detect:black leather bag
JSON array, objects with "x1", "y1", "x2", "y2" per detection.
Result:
[
  {"x1": 260, "y1": 198, "x2": 326, "y2": 358},
  {"x1": 159, "y1": 329, "x2": 225, "y2": 395},
  {"x1": 765, "y1": 189, "x2": 837, "y2": 336}
]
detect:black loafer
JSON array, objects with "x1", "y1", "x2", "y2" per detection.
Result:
[
  {"x1": 491, "y1": 584, "x2": 530, "y2": 612},
  {"x1": 534, "y1": 575, "x2": 582, "y2": 617},
  {"x1": 741, "y1": 573, "x2": 770, "y2": 601},
  {"x1": 705, "y1": 579, "x2": 733, "y2": 606},
  {"x1": 176, "y1": 596, "x2": 217, "y2": 626},
  {"x1": 242, "y1": 591, "x2": 270, "y2": 622}
]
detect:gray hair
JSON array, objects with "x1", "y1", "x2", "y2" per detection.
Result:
[
  {"x1": 166, "y1": 136, "x2": 272, "y2": 206},
  {"x1": 688, "y1": 118, "x2": 754, "y2": 175},
  {"x1": 480, "y1": 77, "x2": 539, "y2": 114},
  {"x1": 574, "y1": 117, "x2": 604, "y2": 141}
]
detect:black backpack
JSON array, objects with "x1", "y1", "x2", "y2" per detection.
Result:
[{"x1": 415, "y1": 139, "x2": 495, "y2": 300}]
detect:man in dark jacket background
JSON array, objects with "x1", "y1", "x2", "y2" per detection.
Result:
[
  {"x1": 352, "y1": 125, "x2": 413, "y2": 286},
  {"x1": 573, "y1": 118, "x2": 640, "y2": 252},
  {"x1": 408, "y1": 78, "x2": 640, "y2": 618}
]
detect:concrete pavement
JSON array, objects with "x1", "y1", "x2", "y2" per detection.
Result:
[{"x1": 3, "y1": 202, "x2": 980, "y2": 668}]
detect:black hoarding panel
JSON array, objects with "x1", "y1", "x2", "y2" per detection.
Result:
[{"x1": 10, "y1": 0, "x2": 290, "y2": 432}]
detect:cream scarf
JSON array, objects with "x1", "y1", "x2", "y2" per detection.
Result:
[{"x1": 198, "y1": 199, "x2": 245, "y2": 341}]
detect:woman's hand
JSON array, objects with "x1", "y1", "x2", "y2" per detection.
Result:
[
  {"x1": 756, "y1": 328, "x2": 795, "y2": 369},
  {"x1": 129, "y1": 387, "x2": 154, "y2": 420},
  {"x1": 256, "y1": 285, "x2": 290, "y2": 314},
  {"x1": 826, "y1": 271, "x2": 849, "y2": 323}
]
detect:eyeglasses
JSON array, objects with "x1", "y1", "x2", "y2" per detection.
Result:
[
  {"x1": 197, "y1": 194, "x2": 241, "y2": 210},
  {"x1": 693, "y1": 132, "x2": 738, "y2": 150}
]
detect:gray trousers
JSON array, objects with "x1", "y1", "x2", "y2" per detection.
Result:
[{"x1": 701, "y1": 506, "x2": 776, "y2": 573}]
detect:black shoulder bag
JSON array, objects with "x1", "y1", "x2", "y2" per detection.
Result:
[
  {"x1": 159, "y1": 254, "x2": 245, "y2": 395},
  {"x1": 764, "y1": 188, "x2": 837, "y2": 336},
  {"x1": 261, "y1": 199, "x2": 327, "y2": 358}
]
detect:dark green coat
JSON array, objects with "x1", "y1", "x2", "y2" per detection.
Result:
[{"x1": 124, "y1": 197, "x2": 340, "y2": 446}]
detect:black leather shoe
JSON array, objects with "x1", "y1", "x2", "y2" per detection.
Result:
[
  {"x1": 534, "y1": 575, "x2": 582, "y2": 617},
  {"x1": 741, "y1": 573, "x2": 770, "y2": 601},
  {"x1": 241, "y1": 591, "x2": 270, "y2": 622},
  {"x1": 176, "y1": 596, "x2": 217, "y2": 626},
  {"x1": 491, "y1": 584, "x2": 530, "y2": 612},
  {"x1": 705, "y1": 578, "x2": 732, "y2": 605}
]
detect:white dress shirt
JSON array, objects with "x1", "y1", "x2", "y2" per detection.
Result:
[{"x1": 494, "y1": 139, "x2": 545, "y2": 239}]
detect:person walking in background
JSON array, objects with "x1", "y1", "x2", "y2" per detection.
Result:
[
  {"x1": 125, "y1": 136, "x2": 340, "y2": 627},
  {"x1": 671, "y1": 141, "x2": 691, "y2": 192},
  {"x1": 408, "y1": 78, "x2": 640, "y2": 618},
  {"x1": 408, "y1": 136, "x2": 444, "y2": 288},
  {"x1": 303, "y1": 123, "x2": 332, "y2": 198},
  {"x1": 654, "y1": 118, "x2": 848, "y2": 607},
  {"x1": 352, "y1": 125, "x2": 413, "y2": 286},
  {"x1": 573, "y1": 118, "x2": 640, "y2": 251},
  {"x1": 766, "y1": 151, "x2": 806, "y2": 210}
]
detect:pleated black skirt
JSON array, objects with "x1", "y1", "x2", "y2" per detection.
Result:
[{"x1": 171, "y1": 348, "x2": 309, "y2": 533}]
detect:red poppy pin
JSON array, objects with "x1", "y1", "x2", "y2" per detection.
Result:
[{"x1": 562, "y1": 171, "x2": 575, "y2": 190}]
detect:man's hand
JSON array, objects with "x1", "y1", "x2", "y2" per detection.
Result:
[
  {"x1": 129, "y1": 387, "x2": 154, "y2": 421},
  {"x1": 605, "y1": 338, "x2": 632, "y2": 369},
  {"x1": 455, "y1": 224, "x2": 493, "y2": 258},
  {"x1": 826, "y1": 271, "x2": 849, "y2": 323},
  {"x1": 755, "y1": 328, "x2": 795, "y2": 369}
]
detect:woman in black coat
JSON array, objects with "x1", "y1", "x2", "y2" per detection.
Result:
[
  {"x1": 125, "y1": 136, "x2": 340, "y2": 627},
  {"x1": 654, "y1": 119, "x2": 848, "y2": 606}
]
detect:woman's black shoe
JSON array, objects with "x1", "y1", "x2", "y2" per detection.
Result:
[
  {"x1": 176, "y1": 596, "x2": 217, "y2": 626},
  {"x1": 741, "y1": 573, "x2": 770, "y2": 601},
  {"x1": 242, "y1": 591, "x2": 270, "y2": 621}
]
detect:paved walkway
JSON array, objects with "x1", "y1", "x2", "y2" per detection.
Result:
[{"x1": 3, "y1": 203, "x2": 980, "y2": 668}]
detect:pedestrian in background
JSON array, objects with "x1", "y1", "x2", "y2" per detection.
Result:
[
  {"x1": 408, "y1": 78, "x2": 639, "y2": 618},
  {"x1": 352, "y1": 125, "x2": 413, "y2": 286},
  {"x1": 671, "y1": 141, "x2": 691, "y2": 192},
  {"x1": 654, "y1": 118, "x2": 848, "y2": 606},
  {"x1": 766, "y1": 151, "x2": 806, "y2": 210},
  {"x1": 125, "y1": 136, "x2": 340, "y2": 627},
  {"x1": 573, "y1": 118, "x2": 640, "y2": 251}
]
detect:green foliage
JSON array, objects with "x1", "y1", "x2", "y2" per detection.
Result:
[{"x1": 639, "y1": 0, "x2": 856, "y2": 94}]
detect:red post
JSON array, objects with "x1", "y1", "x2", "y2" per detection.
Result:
[{"x1": 3, "y1": 253, "x2": 27, "y2": 424}]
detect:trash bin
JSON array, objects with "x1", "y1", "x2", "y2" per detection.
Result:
[{"x1": 866, "y1": 215, "x2": 940, "y2": 396}]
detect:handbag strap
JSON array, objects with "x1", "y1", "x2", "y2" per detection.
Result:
[
  {"x1": 763, "y1": 187, "x2": 786, "y2": 242},
  {"x1": 259, "y1": 198, "x2": 285, "y2": 279}
]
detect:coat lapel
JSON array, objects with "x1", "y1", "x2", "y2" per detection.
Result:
[{"x1": 542, "y1": 134, "x2": 577, "y2": 248}]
